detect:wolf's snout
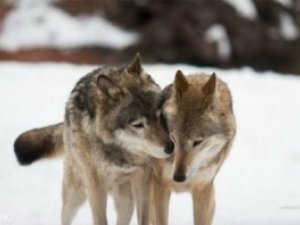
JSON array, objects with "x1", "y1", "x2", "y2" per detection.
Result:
[
  {"x1": 173, "y1": 172, "x2": 186, "y2": 182},
  {"x1": 173, "y1": 164, "x2": 186, "y2": 182},
  {"x1": 164, "y1": 141, "x2": 174, "y2": 155}
]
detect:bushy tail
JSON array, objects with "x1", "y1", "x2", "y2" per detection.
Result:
[{"x1": 14, "y1": 123, "x2": 64, "y2": 165}]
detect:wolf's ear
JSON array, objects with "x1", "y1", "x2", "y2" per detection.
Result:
[
  {"x1": 175, "y1": 70, "x2": 189, "y2": 100},
  {"x1": 97, "y1": 75, "x2": 123, "y2": 100},
  {"x1": 203, "y1": 73, "x2": 217, "y2": 96},
  {"x1": 128, "y1": 52, "x2": 142, "y2": 76}
]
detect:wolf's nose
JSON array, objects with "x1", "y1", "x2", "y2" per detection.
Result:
[
  {"x1": 173, "y1": 173, "x2": 186, "y2": 182},
  {"x1": 164, "y1": 141, "x2": 174, "y2": 155}
]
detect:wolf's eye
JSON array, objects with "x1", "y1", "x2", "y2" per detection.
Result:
[
  {"x1": 193, "y1": 140, "x2": 203, "y2": 147},
  {"x1": 132, "y1": 123, "x2": 144, "y2": 128}
]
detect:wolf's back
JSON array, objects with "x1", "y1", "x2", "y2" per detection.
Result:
[{"x1": 14, "y1": 123, "x2": 64, "y2": 165}]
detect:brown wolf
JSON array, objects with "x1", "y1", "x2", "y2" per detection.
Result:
[
  {"x1": 151, "y1": 70, "x2": 236, "y2": 225},
  {"x1": 14, "y1": 54, "x2": 172, "y2": 225}
]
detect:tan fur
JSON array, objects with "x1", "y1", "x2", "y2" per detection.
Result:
[{"x1": 151, "y1": 71, "x2": 236, "y2": 225}]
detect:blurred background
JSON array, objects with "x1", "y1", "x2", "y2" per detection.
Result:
[
  {"x1": 1, "y1": 1, "x2": 300, "y2": 224},
  {"x1": 1, "y1": 0, "x2": 300, "y2": 74}
]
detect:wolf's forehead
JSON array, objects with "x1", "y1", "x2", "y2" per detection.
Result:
[
  {"x1": 175, "y1": 111, "x2": 204, "y2": 137},
  {"x1": 175, "y1": 110, "x2": 226, "y2": 139},
  {"x1": 116, "y1": 90, "x2": 160, "y2": 124},
  {"x1": 180, "y1": 90, "x2": 206, "y2": 109},
  {"x1": 129, "y1": 87, "x2": 160, "y2": 107}
]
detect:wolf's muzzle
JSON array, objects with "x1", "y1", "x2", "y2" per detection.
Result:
[
  {"x1": 173, "y1": 173, "x2": 186, "y2": 182},
  {"x1": 173, "y1": 164, "x2": 186, "y2": 182}
]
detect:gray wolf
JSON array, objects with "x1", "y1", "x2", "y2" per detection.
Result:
[
  {"x1": 151, "y1": 70, "x2": 236, "y2": 225},
  {"x1": 14, "y1": 54, "x2": 172, "y2": 225}
]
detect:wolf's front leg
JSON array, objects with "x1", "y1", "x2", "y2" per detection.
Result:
[
  {"x1": 61, "y1": 158, "x2": 86, "y2": 225},
  {"x1": 151, "y1": 177, "x2": 171, "y2": 225},
  {"x1": 75, "y1": 154, "x2": 108, "y2": 225},
  {"x1": 131, "y1": 168, "x2": 152, "y2": 225},
  {"x1": 83, "y1": 171, "x2": 108, "y2": 225},
  {"x1": 192, "y1": 182, "x2": 215, "y2": 225},
  {"x1": 112, "y1": 181, "x2": 134, "y2": 225},
  {"x1": 69, "y1": 139, "x2": 108, "y2": 224}
]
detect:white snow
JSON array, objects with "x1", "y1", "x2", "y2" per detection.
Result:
[
  {"x1": 1, "y1": 62, "x2": 300, "y2": 225},
  {"x1": 7, "y1": 0, "x2": 57, "y2": 6},
  {"x1": 274, "y1": 0, "x2": 293, "y2": 7},
  {"x1": 0, "y1": 3, "x2": 138, "y2": 51},
  {"x1": 279, "y1": 12, "x2": 299, "y2": 40},
  {"x1": 223, "y1": 0, "x2": 257, "y2": 20},
  {"x1": 205, "y1": 24, "x2": 231, "y2": 60}
]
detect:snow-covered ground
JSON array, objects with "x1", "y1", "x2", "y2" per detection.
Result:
[
  {"x1": 223, "y1": 0, "x2": 257, "y2": 19},
  {"x1": 0, "y1": 62, "x2": 300, "y2": 225},
  {"x1": 0, "y1": 3, "x2": 138, "y2": 51}
]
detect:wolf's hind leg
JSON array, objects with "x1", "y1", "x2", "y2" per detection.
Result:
[
  {"x1": 61, "y1": 167, "x2": 86, "y2": 225},
  {"x1": 112, "y1": 182, "x2": 134, "y2": 225},
  {"x1": 192, "y1": 182, "x2": 215, "y2": 225}
]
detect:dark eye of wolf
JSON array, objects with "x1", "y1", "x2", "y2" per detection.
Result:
[
  {"x1": 193, "y1": 140, "x2": 203, "y2": 147},
  {"x1": 132, "y1": 123, "x2": 144, "y2": 128}
]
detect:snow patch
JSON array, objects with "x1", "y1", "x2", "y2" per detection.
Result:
[
  {"x1": 3, "y1": 0, "x2": 57, "y2": 7},
  {"x1": 279, "y1": 12, "x2": 299, "y2": 40},
  {"x1": 223, "y1": 0, "x2": 257, "y2": 20},
  {"x1": 0, "y1": 4, "x2": 138, "y2": 51},
  {"x1": 205, "y1": 24, "x2": 231, "y2": 60},
  {"x1": 274, "y1": 0, "x2": 293, "y2": 7}
]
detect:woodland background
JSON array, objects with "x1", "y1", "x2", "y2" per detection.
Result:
[{"x1": 0, "y1": 0, "x2": 300, "y2": 74}]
